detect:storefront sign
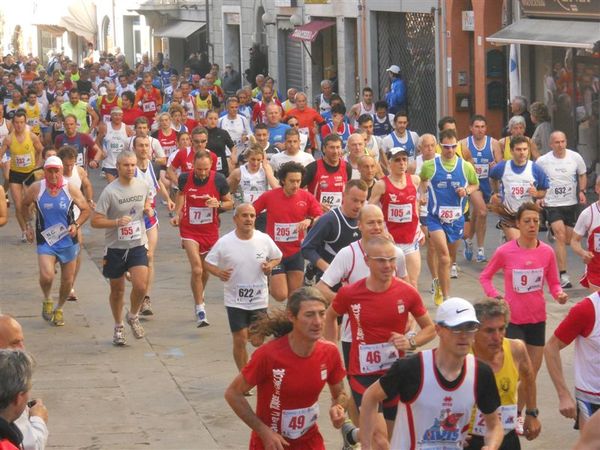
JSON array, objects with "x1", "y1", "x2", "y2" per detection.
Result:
[
  {"x1": 274, "y1": 0, "x2": 298, "y2": 6},
  {"x1": 462, "y1": 11, "x2": 475, "y2": 31},
  {"x1": 224, "y1": 13, "x2": 240, "y2": 25},
  {"x1": 520, "y1": 0, "x2": 600, "y2": 20}
]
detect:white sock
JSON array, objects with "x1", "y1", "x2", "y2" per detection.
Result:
[{"x1": 195, "y1": 304, "x2": 205, "y2": 313}]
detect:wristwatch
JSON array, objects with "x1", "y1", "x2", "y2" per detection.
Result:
[
  {"x1": 408, "y1": 335, "x2": 417, "y2": 351},
  {"x1": 525, "y1": 408, "x2": 539, "y2": 418}
]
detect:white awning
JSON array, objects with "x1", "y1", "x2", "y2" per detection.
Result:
[
  {"x1": 487, "y1": 18, "x2": 600, "y2": 49},
  {"x1": 33, "y1": 0, "x2": 97, "y2": 43},
  {"x1": 153, "y1": 21, "x2": 204, "y2": 39}
]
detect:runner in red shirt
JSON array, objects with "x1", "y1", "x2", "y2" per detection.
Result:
[
  {"x1": 369, "y1": 147, "x2": 422, "y2": 287},
  {"x1": 96, "y1": 83, "x2": 122, "y2": 123},
  {"x1": 134, "y1": 73, "x2": 162, "y2": 126},
  {"x1": 253, "y1": 162, "x2": 322, "y2": 301},
  {"x1": 303, "y1": 134, "x2": 352, "y2": 212},
  {"x1": 251, "y1": 85, "x2": 283, "y2": 126},
  {"x1": 151, "y1": 112, "x2": 179, "y2": 192},
  {"x1": 167, "y1": 129, "x2": 218, "y2": 185},
  {"x1": 285, "y1": 92, "x2": 325, "y2": 153},
  {"x1": 170, "y1": 150, "x2": 233, "y2": 327},
  {"x1": 324, "y1": 236, "x2": 435, "y2": 439},
  {"x1": 121, "y1": 91, "x2": 144, "y2": 126},
  {"x1": 225, "y1": 287, "x2": 347, "y2": 450}
]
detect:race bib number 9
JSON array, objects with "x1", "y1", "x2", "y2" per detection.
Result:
[
  {"x1": 189, "y1": 207, "x2": 213, "y2": 225},
  {"x1": 438, "y1": 206, "x2": 462, "y2": 224},
  {"x1": 388, "y1": 203, "x2": 412, "y2": 223},
  {"x1": 281, "y1": 403, "x2": 319, "y2": 440},
  {"x1": 118, "y1": 220, "x2": 142, "y2": 241},
  {"x1": 512, "y1": 268, "x2": 543, "y2": 293},
  {"x1": 358, "y1": 342, "x2": 399, "y2": 374},
  {"x1": 274, "y1": 223, "x2": 299, "y2": 242},
  {"x1": 320, "y1": 191, "x2": 342, "y2": 208}
]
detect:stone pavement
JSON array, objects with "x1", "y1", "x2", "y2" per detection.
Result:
[{"x1": 0, "y1": 171, "x2": 585, "y2": 449}]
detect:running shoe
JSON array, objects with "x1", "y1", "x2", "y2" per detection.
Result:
[
  {"x1": 42, "y1": 300, "x2": 54, "y2": 321},
  {"x1": 304, "y1": 263, "x2": 315, "y2": 286},
  {"x1": 126, "y1": 313, "x2": 145, "y2": 339},
  {"x1": 476, "y1": 248, "x2": 487, "y2": 263},
  {"x1": 113, "y1": 325, "x2": 126, "y2": 346},
  {"x1": 243, "y1": 388, "x2": 256, "y2": 397},
  {"x1": 196, "y1": 309, "x2": 210, "y2": 328},
  {"x1": 51, "y1": 309, "x2": 64, "y2": 326},
  {"x1": 5, "y1": 195, "x2": 9, "y2": 207},
  {"x1": 560, "y1": 273, "x2": 572, "y2": 289},
  {"x1": 430, "y1": 280, "x2": 435, "y2": 295},
  {"x1": 140, "y1": 296, "x2": 154, "y2": 316},
  {"x1": 67, "y1": 289, "x2": 78, "y2": 302},
  {"x1": 432, "y1": 279, "x2": 443, "y2": 306},
  {"x1": 515, "y1": 415, "x2": 525, "y2": 436},
  {"x1": 20, "y1": 232, "x2": 27, "y2": 243},
  {"x1": 450, "y1": 263, "x2": 458, "y2": 279},
  {"x1": 463, "y1": 239, "x2": 473, "y2": 261},
  {"x1": 341, "y1": 419, "x2": 359, "y2": 449}
]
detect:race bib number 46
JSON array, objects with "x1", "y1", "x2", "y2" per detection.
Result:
[
  {"x1": 358, "y1": 342, "x2": 399, "y2": 374},
  {"x1": 274, "y1": 223, "x2": 299, "y2": 242}
]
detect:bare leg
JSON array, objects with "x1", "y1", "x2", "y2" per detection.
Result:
[
  {"x1": 56, "y1": 259, "x2": 76, "y2": 309},
  {"x1": 429, "y1": 230, "x2": 453, "y2": 298},
  {"x1": 145, "y1": 225, "x2": 158, "y2": 297},
  {"x1": 109, "y1": 277, "x2": 126, "y2": 324},
  {"x1": 128, "y1": 265, "x2": 148, "y2": 316},
  {"x1": 9, "y1": 182, "x2": 26, "y2": 232},
  {"x1": 286, "y1": 270, "x2": 304, "y2": 296},
  {"x1": 232, "y1": 329, "x2": 249, "y2": 371},
  {"x1": 404, "y1": 249, "x2": 421, "y2": 288},
  {"x1": 269, "y1": 273, "x2": 288, "y2": 302},
  {"x1": 183, "y1": 240, "x2": 205, "y2": 305},
  {"x1": 38, "y1": 254, "x2": 56, "y2": 298}
]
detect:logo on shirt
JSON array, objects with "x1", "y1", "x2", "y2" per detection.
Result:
[
  {"x1": 389, "y1": 194, "x2": 398, "y2": 202},
  {"x1": 297, "y1": 201, "x2": 307, "y2": 208},
  {"x1": 256, "y1": 252, "x2": 264, "y2": 259},
  {"x1": 270, "y1": 368, "x2": 286, "y2": 432},
  {"x1": 397, "y1": 300, "x2": 405, "y2": 314},
  {"x1": 320, "y1": 364, "x2": 327, "y2": 381},
  {"x1": 420, "y1": 407, "x2": 464, "y2": 446}
]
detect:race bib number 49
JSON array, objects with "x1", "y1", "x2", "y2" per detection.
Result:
[{"x1": 281, "y1": 403, "x2": 319, "y2": 440}]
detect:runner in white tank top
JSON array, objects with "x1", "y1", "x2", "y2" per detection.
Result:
[{"x1": 102, "y1": 122, "x2": 130, "y2": 169}]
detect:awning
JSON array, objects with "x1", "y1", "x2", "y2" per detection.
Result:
[
  {"x1": 33, "y1": 0, "x2": 97, "y2": 43},
  {"x1": 153, "y1": 21, "x2": 205, "y2": 39},
  {"x1": 290, "y1": 20, "x2": 335, "y2": 42},
  {"x1": 487, "y1": 18, "x2": 600, "y2": 49}
]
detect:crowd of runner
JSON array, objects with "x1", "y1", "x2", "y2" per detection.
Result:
[{"x1": 0, "y1": 50, "x2": 599, "y2": 450}]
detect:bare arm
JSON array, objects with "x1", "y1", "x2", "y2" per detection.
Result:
[
  {"x1": 482, "y1": 410, "x2": 504, "y2": 450},
  {"x1": 170, "y1": 191, "x2": 185, "y2": 226},
  {"x1": 368, "y1": 180, "x2": 385, "y2": 205},
  {"x1": 227, "y1": 168, "x2": 241, "y2": 194},
  {"x1": 494, "y1": 139, "x2": 505, "y2": 163},
  {"x1": 324, "y1": 305, "x2": 341, "y2": 343},
  {"x1": 512, "y1": 339, "x2": 541, "y2": 440},
  {"x1": 571, "y1": 232, "x2": 594, "y2": 264},
  {"x1": 316, "y1": 280, "x2": 336, "y2": 304},
  {"x1": 544, "y1": 335, "x2": 576, "y2": 419},
  {"x1": 0, "y1": 186, "x2": 8, "y2": 227},
  {"x1": 31, "y1": 133, "x2": 43, "y2": 166},
  {"x1": 79, "y1": 167, "x2": 94, "y2": 206},
  {"x1": 87, "y1": 104, "x2": 99, "y2": 130},
  {"x1": 0, "y1": 134, "x2": 10, "y2": 159},
  {"x1": 359, "y1": 381, "x2": 389, "y2": 450},
  {"x1": 578, "y1": 173, "x2": 588, "y2": 204},
  {"x1": 263, "y1": 159, "x2": 279, "y2": 189},
  {"x1": 69, "y1": 184, "x2": 91, "y2": 229}
]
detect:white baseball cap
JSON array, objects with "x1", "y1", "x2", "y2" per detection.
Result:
[
  {"x1": 386, "y1": 65, "x2": 401, "y2": 75},
  {"x1": 435, "y1": 297, "x2": 479, "y2": 327},
  {"x1": 44, "y1": 156, "x2": 63, "y2": 169}
]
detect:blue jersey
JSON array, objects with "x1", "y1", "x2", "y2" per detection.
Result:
[
  {"x1": 389, "y1": 131, "x2": 416, "y2": 158},
  {"x1": 427, "y1": 157, "x2": 467, "y2": 222},
  {"x1": 35, "y1": 180, "x2": 76, "y2": 249},
  {"x1": 373, "y1": 113, "x2": 393, "y2": 137},
  {"x1": 468, "y1": 136, "x2": 494, "y2": 196},
  {"x1": 324, "y1": 121, "x2": 353, "y2": 148}
]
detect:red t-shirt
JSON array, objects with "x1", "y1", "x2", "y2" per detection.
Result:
[
  {"x1": 135, "y1": 87, "x2": 162, "y2": 123},
  {"x1": 554, "y1": 298, "x2": 596, "y2": 344},
  {"x1": 54, "y1": 132, "x2": 96, "y2": 166},
  {"x1": 122, "y1": 107, "x2": 144, "y2": 126},
  {"x1": 169, "y1": 148, "x2": 218, "y2": 172},
  {"x1": 332, "y1": 277, "x2": 427, "y2": 376},
  {"x1": 242, "y1": 336, "x2": 345, "y2": 449},
  {"x1": 286, "y1": 107, "x2": 324, "y2": 149},
  {"x1": 253, "y1": 187, "x2": 322, "y2": 258},
  {"x1": 252, "y1": 99, "x2": 283, "y2": 124}
]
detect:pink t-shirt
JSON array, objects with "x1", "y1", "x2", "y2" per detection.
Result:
[{"x1": 479, "y1": 239, "x2": 562, "y2": 324}]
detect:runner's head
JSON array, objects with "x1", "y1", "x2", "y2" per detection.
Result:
[
  {"x1": 287, "y1": 287, "x2": 328, "y2": 342},
  {"x1": 341, "y1": 180, "x2": 368, "y2": 219},
  {"x1": 418, "y1": 133, "x2": 437, "y2": 160},
  {"x1": 121, "y1": 91, "x2": 135, "y2": 109},
  {"x1": 68, "y1": 88, "x2": 80, "y2": 105},
  {"x1": 294, "y1": 92, "x2": 307, "y2": 110},
  {"x1": 358, "y1": 155, "x2": 377, "y2": 184},
  {"x1": 192, "y1": 150, "x2": 213, "y2": 181},
  {"x1": 473, "y1": 299, "x2": 510, "y2": 354},
  {"x1": 470, "y1": 114, "x2": 487, "y2": 139},
  {"x1": 134, "y1": 117, "x2": 149, "y2": 136},
  {"x1": 265, "y1": 103, "x2": 281, "y2": 126},
  {"x1": 358, "y1": 204, "x2": 385, "y2": 238},
  {"x1": 515, "y1": 202, "x2": 541, "y2": 240},
  {"x1": 507, "y1": 115, "x2": 526, "y2": 137},
  {"x1": 226, "y1": 96, "x2": 239, "y2": 116},
  {"x1": 362, "y1": 86, "x2": 373, "y2": 103},
  {"x1": 284, "y1": 128, "x2": 301, "y2": 155},
  {"x1": 12, "y1": 110, "x2": 26, "y2": 132},
  {"x1": 393, "y1": 111, "x2": 409, "y2": 134},
  {"x1": 277, "y1": 161, "x2": 305, "y2": 196},
  {"x1": 205, "y1": 110, "x2": 219, "y2": 129},
  {"x1": 549, "y1": 131, "x2": 567, "y2": 154},
  {"x1": 110, "y1": 107, "x2": 123, "y2": 125},
  {"x1": 133, "y1": 135, "x2": 151, "y2": 161},
  {"x1": 245, "y1": 144, "x2": 265, "y2": 172},
  {"x1": 0, "y1": 349, "x2": 33, "y2": 420},
  {"x1": 364, "y1": 236, "x2": 397, "y2": 283},
  {"x1": 435, "y1": 297, "x2": 480, "y2": 358},
  {"x1": 0, "y1": 315, "x2": 24, "y2": 350},
  {"x1": 233, "y1": 203, "x2": 256, "y2": 234},
  {"x1": 387, "y1": 147, "x2": 409, "y2": 175},
  {"x1": 509, "y1": 135, "x2": 530, "y2": 165},
  {"x1": 358, "y1": 114, "x2": 374, "y2": 137},
  {"x1": 439, "y1": 129, "x2": 458, "y2": 160},
  {"x1": 191, "y1": 127, "x2": 209, "y2": 151},
  {"x1": 347, "y1": 133, "x2": 366, "y2": 158},
  {"x1": 177, "y1": 131, "x2": 191, "y2": 149},
  {"x1": 43, "y1": 155, "x2": 64, "y2": 190},
  {"x1": 158, "y1": 112, "x2": 171, "y2": 130},
  {"x1": 374, "y1": 100, "x2": 388, "y2": 119},
  {"x1": 57, "y1": 145, "x2": 78, "y2": 177},
  {"x1": 437, "y1": 115, "x2": 456, "y2": 132},
  {"x1": 116, "y1": 150, "x2": 137, "y2": 180},
  {"x1": 322, "y1": 134, "x2": 343, "y2": 165},
  {"x1": 253, "y1": 123, "x2": 269, "y2": 147}
]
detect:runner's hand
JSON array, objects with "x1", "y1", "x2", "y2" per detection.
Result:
[
  {"x1": 523, "y1": 415, "x2": 541, "y2": 440},
  {"x1": 558, "y1": 392, "x2": 577, "y2": 419},
  {"x1": 25, "y1": 226, "x2": 34, "y2": 243},
  {"x1": 167, "y1": 199, "x2": 176, "y2": 211},
  {"x1": 218, "y1": 268, "x2": 233, "y2": 282},
  {"x1": 388, "y1": 332, "x2": 409, "y2": 351},
  {"x1": 528, "y1": 183, "x2": 537, "y2": 197},
  {"x1": 329, "y1": 404, "x2": 345, "y2": 429},
  {"x1": 556, "y1": 291, "x2": 568, "y2": 304},
  {"x1": 297, "y1": 219, "x2": 311, "y2": 232},
  {"x1": 170, "y1": 215, "x2": 180, "y2": 227},
  {"x1": 582, "y1": 250, "x2": 594, "y2": 264},
  {"x1": 261, "y1": 262, "x2": 273, "y2": 275},
  {"x1": 68, "y1": 224, "x2": 78, "y2": 237},
  {"x1": 258, "y1": 428, "x2": 289, "y2": 450},
  {"x1": 116, "y1": 216, "x2": 131, "y2": 226}
]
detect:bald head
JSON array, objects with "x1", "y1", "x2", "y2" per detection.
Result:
[{"x1": 0, "y1": 315, "x2": 25, "y2": 350}]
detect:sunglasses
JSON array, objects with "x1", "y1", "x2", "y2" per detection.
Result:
[
  {"x1": 441, "y1": 144, "x2": 458, "y2": 149},
  {"x1": 443, "y1": 323, "x2": 480, "y2": 334},
  {"x1": 288, "y1": 122, "x2": 299, "y2": 127},
  {"x1": 193, "y1": 139, "x2": 208, "y2": 144},
  {"x1": 366, "y1": 255, "x2": 397, "y2": 263}
]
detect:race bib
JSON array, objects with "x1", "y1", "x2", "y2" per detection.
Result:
[
  {"x1": 388, "y1": 203, "x2": 412, "y2": 223},
  {"x1": 118, "y1": 220, "x2": 142, "y2": 241},
  {"x1": 320, "y1": 191, "x2": 342, "y2": 208},
  {"x1": 15, "y1": 154, "x2": 32, "y2": 168},
  {"x1": 189, "y1": 207, "x2": 213, "y2": 225},
  {"x1": 472, "y1": 404, "x2": 517, "y2": 436},
  {"x1": 103, "y1": 115, "x2": 111, "y2": 123},
  {"x1": 41, "y1": 222, "x2": 69, "y2": 246},
  {"x1": 508, "y1": 182, "x2": 531, "y2": 200},
  {"x1": 216, "y1": 157, "x2": 223, "y2": 171},
  {"x1": 235, "y1": 283, "x2": 266, "y2": 305},
  {"x1": 546, "y1": 182, "x2": 574, "y2": 202},
  {"x1": 298, "y1": 127, "x2": 309, "y2": 136},
  {"x1": 142, "y1": 101, "x2": 156, "y2": 112},
  {"x1": 438, "y1": 206, "x2": 462, "y2": 223},
  {"x1": 243, "y1": 190, "x2": 264, "y2": 203},
  {"x1": 358, "y1": 342, "x2": 399, "y2": 374},
  {"x1": 594, "y1": 233, "x2": 600, "y2": 253},
  {"x1": 281, "y1": 403, "x2": 319, "y2": 440},
  {"x1": 274, "y1": 223, "x2": 299, "y2": 242},
  {"x1": 76, "y1": 152, "x2": 84, "y2": 167},
  {"x1": 512, "y1": 268, "x2": 543, "y2": 293},
  {"x1": 474, "y1": 163, "x2": 489, "y2": 179}
]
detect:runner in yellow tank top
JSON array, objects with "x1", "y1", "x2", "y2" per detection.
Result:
[
  {"x1": 496, "y1": 116, "x2": 540, "y2": 162},
  {"x1": 0, "y1": 111, "x2": 43, "y2": 240},
  {"x1": 24, "y1": 91, "x2": 43, "y2": 135},
  {"x1": 467, "y1": 299, "x2": 541, "y2": 449}
]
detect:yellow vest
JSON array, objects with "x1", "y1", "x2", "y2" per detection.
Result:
[
  {"x1": 24, "y1": 102, "x2": 41, "y2": 135},
  {"x1": 195, "y1": 94, "x2": 213, "y2": 120},
  {"x1": 9, "y1": 132, "x2": 36, "y2": 173}
]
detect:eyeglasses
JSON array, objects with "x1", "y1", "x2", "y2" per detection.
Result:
[
  {"x1": 441, "y1": 144, "x2": 458, "y2": 149},
  {"x1": 366, "y1": 255, "x2": 397, "y2": 263},
  {"x1": 193, "y1": 139, "x2": 208, "y2": 144},
  {"x1": 443, "y1": 324, "x2": 480, "y2": 334},
  {"x1": 288, "y1": 122, "x2": 299, "y2": 127}
]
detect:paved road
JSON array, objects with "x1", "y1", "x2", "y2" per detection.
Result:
[{"x1": 0, "y1": 169, "x2": 584, "y2": 449}]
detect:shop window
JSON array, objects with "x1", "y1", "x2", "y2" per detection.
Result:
[{"x1": 487, "y1": 81, "x2": 505, "y2": 109}]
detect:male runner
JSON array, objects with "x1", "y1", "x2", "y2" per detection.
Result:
[
  {"x1": 55, "y1": 114, "x2": 101, "y2": 169},
  {"x1": 379, "y1": 112, "x2": 419, "y2": 162},
  {"x1": 269, "y1": 128, "x2": 314, "y2": 172},
  {"x1": 92, "y1": 107, "x2": 134, "y2": 181},
  {"x1": 571, "y1": 177, "x2": 600, "y2": 291}
]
